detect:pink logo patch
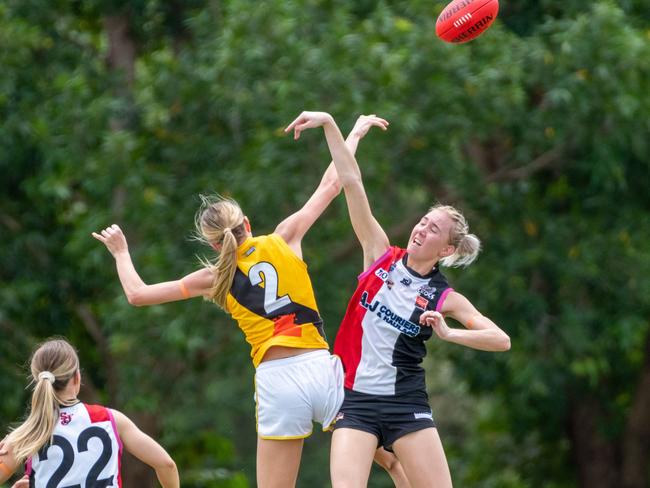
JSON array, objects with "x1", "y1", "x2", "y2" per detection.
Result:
[
  {"x1": 415, "y1": 296, "x2": 429, "y2": 309},
  {"x1": 60, "y1": 412, "x2": 73, "y2": 425}
]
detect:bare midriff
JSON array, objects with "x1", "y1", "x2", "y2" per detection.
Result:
[{"x1": 260, "y1": 345, "x2": 326, "y2": 363}]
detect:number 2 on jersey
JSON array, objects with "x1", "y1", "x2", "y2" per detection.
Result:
[{"x1": 248, "y1": 262, "x2": 291, "y2": 314}]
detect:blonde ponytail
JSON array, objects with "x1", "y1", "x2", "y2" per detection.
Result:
[
  {"x1": 431, "y1": 204, "x2": 482, "y2": 268},
  {"x1": 195, "y1": 195, "x2": 248, "y2": 311},
  {"x1": 5, "y1": 339, "x2": 79, "y2": 463}
]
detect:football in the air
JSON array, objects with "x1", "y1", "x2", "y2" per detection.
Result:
[{"x1": 436, "y1": 0, "x2": 499, "y2": 43}]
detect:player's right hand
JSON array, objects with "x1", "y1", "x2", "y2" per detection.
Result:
[{"x1": 92, "y1": 224, "x2": 129, "y2": 257}]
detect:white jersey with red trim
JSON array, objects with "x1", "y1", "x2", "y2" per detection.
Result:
[
  {"x1": 334, "y1": 246, "x2": 452, "y2": 396},
  {"x1": 27, "y1": 402, "x2": 123, "y2": 488}
]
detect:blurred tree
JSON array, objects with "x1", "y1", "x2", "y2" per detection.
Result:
[{"x1": 1, "y1": 1, "x2": 649, "y2": 487}]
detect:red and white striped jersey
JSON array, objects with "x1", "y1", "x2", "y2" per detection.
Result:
[
  {"x1": 27, "y1": 402, "x2": 123, "y2": 488},
  {"x1": 334, "y1": 247, "x2": 453, "y2": 396}
]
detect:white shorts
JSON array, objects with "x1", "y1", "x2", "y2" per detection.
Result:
[{"x1": 254, "y1": 350, "x2": 344, "y2": 439}]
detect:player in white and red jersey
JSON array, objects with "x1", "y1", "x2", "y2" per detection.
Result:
[
  {"x1": 0, "y1": 339, "x2": 178, "y2": 488},
  {"x1": 286, "y1": 111, "x2": 511, "y2": 488}
]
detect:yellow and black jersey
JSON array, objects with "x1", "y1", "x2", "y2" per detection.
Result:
[{"x1": 227, "y1": 233, "x2": 329, "y2": 367}]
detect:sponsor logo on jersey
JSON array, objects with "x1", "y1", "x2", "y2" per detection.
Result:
[
  {"x1": 244, "y1": 246, "x2": 256, "y2": 257},
  {"x1": 413, "y1": 411, "x2": 433, "y2": 420},
  {"x1": 375, "y1": 268, "x2": 389, "y2": 281},
  {"x1": 400, "y1": 277, "x2": 412, "y2": 286},
  {"x1": 415, "y1": 295, "x2": 429, "y2": 309},
  {"x1": 60, "y1": 412, "x2": 73, "y2": 425},
  {"x1": 360, "y1": 291, "x2": 421, "y2": 337},
  {"x1": 417, "y1": 285, "x2": 437, "y2": 300}
]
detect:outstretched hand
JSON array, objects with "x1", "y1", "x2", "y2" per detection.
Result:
[
  {"x1": 92, "y1": 224, "x2": 129, "y2": 257},
  {"x1": 284, "y1": 111, "x2": 335, "y2": 140},
  {"x1": 419, "y1": 311, "x2": 452, "y2": 340},
  {"x1": 350, "y1": 114, "x2": 389, "y2": 139}
]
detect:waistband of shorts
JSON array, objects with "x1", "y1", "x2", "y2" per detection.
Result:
[
  {"x1": 256, "y1": 349, "x2": 331, "y2": 371},
  {"x1": 344, "y1": 387, "x2": 429, "y2": 404}
]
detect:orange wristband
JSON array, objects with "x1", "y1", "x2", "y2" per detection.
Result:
[
  {"x1": 179, "y1": 280, "x2": 190, "y2": 299},
  {"x1": 0, "y1": 461, "x2": 13, "y2": 476}
]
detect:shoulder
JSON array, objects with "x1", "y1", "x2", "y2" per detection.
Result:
[
  {"x1": 375, "y1": 245, "x2": 403, "y2": 267},
  {"x1": 438, "y1": 290, "x2": 475, "y2": 315},
  {"x1": 108, "y1": 409, "x2": 132, "y2": 433},
  {"x1": 82, "y1": 403, "x2": 112, "y2": 422}
]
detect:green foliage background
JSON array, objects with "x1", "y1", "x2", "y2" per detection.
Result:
[{"x1": 1, "y1": 0, "x2": 649, "y2": 486}]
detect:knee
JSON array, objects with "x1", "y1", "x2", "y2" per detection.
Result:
[{"x1": 382, "y1": 455, "x2": 400, "y2": 473}]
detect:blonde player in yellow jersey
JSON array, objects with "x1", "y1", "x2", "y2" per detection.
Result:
[{"x1": 92, "y1": 115, "x2": 412, "y2": 488}]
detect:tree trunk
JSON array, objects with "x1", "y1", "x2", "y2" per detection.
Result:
[
  {"x1": 569, "y1": 395, "x2": 619, "y2": 488},
  {"x1": 103, "y1": 14, "x2": 136, "y2": 131},
  {"x1": 102, "y1": 11, "x2": 156, "y2": 487},
  {"x1": 621, "y1": 334, "x2": 650, "y2": 488}
]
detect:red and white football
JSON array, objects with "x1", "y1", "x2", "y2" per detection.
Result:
[{"x1": 436, "y1": 0, "x2": 499, "y2": 43}]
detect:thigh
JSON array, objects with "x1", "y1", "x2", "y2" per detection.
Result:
[
  {"x1": 330, "y1": 428, "x2": 378, "y2": 488},
  {"x1": 392, "y1": 428, "x2": 453, "y2": 488},
  {"x1": 257, "y1": 437, "x2": 304, "y2": 488}
]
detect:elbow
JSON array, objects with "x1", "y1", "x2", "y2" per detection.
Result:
[
  {"x1": 157, "y1": 456, "x2": 177, "y2": 475},
  {"x1": 126, "y1": 290, "x2": 147, "y2": 307}
]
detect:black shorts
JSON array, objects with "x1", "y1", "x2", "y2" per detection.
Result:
[{"x1": 332, "y1": 388, "x2": 436, "y2": 452}]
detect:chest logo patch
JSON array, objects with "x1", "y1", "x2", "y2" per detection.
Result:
[{"x1": 415, "y1": 295, "x2": 429, "y2": 310}]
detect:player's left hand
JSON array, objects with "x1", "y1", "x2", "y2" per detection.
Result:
[{"x1": 419, "y1": 310, "x2": 452, "y2": 340}]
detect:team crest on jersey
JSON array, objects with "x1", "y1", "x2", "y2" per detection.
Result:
[
  {"x1": 417, "y1": 285, "x2": 437, "y2": 300},
  {"x1": 60, "y1": 412, "x2": 73, "y2": 425},
  {"x1": 400, "y1": 277, "x2": 412, "y2": 286}
]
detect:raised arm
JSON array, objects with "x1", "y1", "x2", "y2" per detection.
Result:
[
  {"x1": 92, "y1": 224, "x2": 214, "y2": 306},
  {"x1": 419, "y1": 291, "x2": 511, "y2": 352},
  {"x1": 112, "y1": 410, "x2": 179, "y2": 488},
  {"x1": 275, "y1": 114, "x2": 389, "y2": 259},
  {"x1": 285, "y1": 111, "x2": 391, "y2": 269}
]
